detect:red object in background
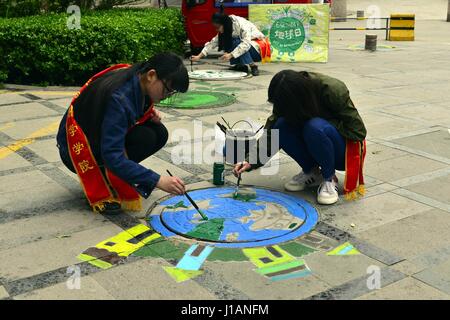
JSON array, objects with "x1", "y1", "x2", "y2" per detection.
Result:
[{"x1": 182, "y1": 0, "x2": 313, "y2": 53}]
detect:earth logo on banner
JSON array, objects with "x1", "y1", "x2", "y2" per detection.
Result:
[{"x1": 249, "y1": 4, "x2": 330, "y2": 63}]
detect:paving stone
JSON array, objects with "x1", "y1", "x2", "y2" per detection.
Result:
[
  {"x1": 0, "y1": 152, "x2": 32, "y2": 171},
  {"x1": 404, "y1": 174, "x2": 450, "y2": 205},
  {"x1": 27, "y1": 92, "x2": 75, "y2": 100},
  {"x1": 304, "y1": 250, "x2": 385, "y2": 287},
  {"x1": 236, "y1": 89, "x2": 271, "y2": 106},
  {"x1": 0, "y1": 102, "x2": 58, "y2": 123},
  {"x1": 391, "y1": 260, "x2": 425, "y2": 276},
  {"x1": 164, "y1": 119, "x2": 215, "y2": 143},
  {"x1": 364, "y1": 154, "x2": 447, "y2": 182},
  {"x1": 414, "y1": 258, "x2": 450, "y2": 295},
  {"x1": 0, "y1": 170, "x2": 76, "y2": 213},
  {"x1": 392, "y1": 129, "x2": 450, "y2": 161},
  {"x1": 356, "y1": 277, "x2": 450, "y2": 300},
  {"x1": 409, "y1": 244, "x2": 450, "y2": 271},
  {"x1": 206, "y1": 261, "x2": 330, "y2": 300},
  {"x1": 0, "y1": 208, "x2": 109, "y2": 251},
  {"x1": 14, "y1": 276, "x2": 115, "y2": 300},
  {"x1": 91, "y1": 258, "x2": 217, "y2": 299},
  {"x1": 365, "y1": 143, "x2": 409, "y2": 163},
  {"x1": 0, "y1": 93, "x2": 32, "y2": 105},
  {"x1": 26, "y1": 139, "x2": 60, "y2": 163},
  {"x1": 356, "y1": 209, "x2": 450, "y2": 259},
  {"x1": 0, "y1": 224, "x2": 123, "y2": 281},
  {"x1": 0, "y1": 116, "x2": 61, "y2": 140},
  {"x1": 363, "y1": 112, "x2": 427, "y2": 139},
  {"x1": 307, "y1": 267, "x2": 406, "y2": 300},
  {"x1": 381, "y1": 102, "x2": 450, "y2": 125},
  {"x1": 46, "y1": 97, "x2": 72, "y2": 108},
  {"x1": 0, "y1": 285, "x2": 9, "y2": 299},
  {"x1": 326, "y1": 192, "x2": 433, "y2": 233}
]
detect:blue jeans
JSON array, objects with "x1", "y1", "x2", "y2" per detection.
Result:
[
  {"x1": 230, "y1": 37, "x2": 261, "y2": 65},
  {"x1": 273, "y1": 117, "x2": 346, "y2": 180}
]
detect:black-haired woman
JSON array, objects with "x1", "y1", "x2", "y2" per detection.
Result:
[
  {"x1": 190, "y1": 13, "x2": 271, "y2": 76},
  {"x1": 56, "y1": 53, "x2": 189, "y2": 214},
  {"x1": 233, "y1": 70, "x2": 367, "y2": 205}
]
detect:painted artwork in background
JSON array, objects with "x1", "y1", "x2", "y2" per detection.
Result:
[
  {"x1": 249, "y1": 4, "x2": 330, "y2": 63},
  {"x1": 188, "y1": 69, "x2": 248, "y2": 80},
  {"x1": 157, "y1": 90, "x2": 236, "y2": 109}
]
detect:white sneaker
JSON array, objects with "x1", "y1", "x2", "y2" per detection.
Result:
[
  {"x1": 317, "y1": 180, "x2": 339, "y2": 205},
  {"x1": 284, "y1": 171, "x2": 322, "y2": 192}
]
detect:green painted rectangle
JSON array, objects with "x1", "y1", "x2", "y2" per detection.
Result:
[{"x1": 255, "y1": 259, "x2": 305, "y2": 276}]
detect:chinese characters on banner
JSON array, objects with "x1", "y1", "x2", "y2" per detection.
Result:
[{"x1": 249, "y1": 4, "x2": 330, "y2": 62}]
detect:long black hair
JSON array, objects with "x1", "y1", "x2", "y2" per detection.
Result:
[
  {"x1": 73, "y1": 52, "x2": 188, "y2": 156},
  {"x1": 268, "y1": 70, "x2": 321, "y2": 124},
  {"x1": 212, "y1": 12, "x2": 233, "y2": 52}
]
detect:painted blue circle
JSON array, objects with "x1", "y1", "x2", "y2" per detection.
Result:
[{"x1": 148, "y1": 187, "x2": 319, "y2": 248}]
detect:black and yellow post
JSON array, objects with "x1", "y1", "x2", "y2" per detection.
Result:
[{"x1": 389, "y1": 14, "x2": 415, "y2": 41}]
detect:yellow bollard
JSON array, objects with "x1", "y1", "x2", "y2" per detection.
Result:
[{"x1": 389, "y1": 13, "x2": 415, "y2": 41}]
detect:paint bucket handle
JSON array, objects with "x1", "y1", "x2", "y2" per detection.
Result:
[{"x1": 230, "y1": 119, "x2": 255, "y2": 132}]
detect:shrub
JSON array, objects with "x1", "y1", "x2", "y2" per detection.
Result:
[
  {"x1": 0, "y1": 1, "x2": 134, "y2": 17},
  {"x1": 0, "y1": 8, "x2": 187, "y2": 85}
]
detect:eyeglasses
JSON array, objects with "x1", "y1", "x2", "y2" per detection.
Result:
[{"x1": 162, "y1": 80, "x2": 177, "y2": 98}]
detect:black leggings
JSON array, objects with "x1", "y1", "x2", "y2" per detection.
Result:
[
  {"x1": 62, "y1": 121, "x2": 168, "y2": 173},
  {"x1": 125, "y1": 121, "x2": 168, "y2": 163}
]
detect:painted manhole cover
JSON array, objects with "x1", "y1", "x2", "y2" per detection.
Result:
[
  {"x1": 157, "y1": 90, "x2": 236, "y2": 109},
  {"x1": 347, "y1": 44, "x2": 398, "y2": 51},
  {"x1": 148, "y1": 187, "x2": 319, "y2": 248},
  {"x1": 188, "y1": 69, "x2": 249, "y2": 81}
]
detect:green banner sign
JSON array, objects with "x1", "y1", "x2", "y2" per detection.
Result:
[{"x1": 249, "y1": 4, "x2": 330, "y2": 63}]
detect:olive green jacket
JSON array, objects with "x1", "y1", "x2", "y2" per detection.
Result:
[{"x1": 246, "y1": 71, "x2": 367, "y2": 170}]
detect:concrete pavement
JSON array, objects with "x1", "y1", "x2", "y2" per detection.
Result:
[{"x1": 0, "y1": 13, "x2": 450, "y2": 299}]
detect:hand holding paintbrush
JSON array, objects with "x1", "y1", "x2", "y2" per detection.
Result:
[{"x1": 166, "y1": 170, "x2": 208, "y2": 220}]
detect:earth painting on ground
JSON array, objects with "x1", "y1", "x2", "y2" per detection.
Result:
[{"x1": 149, "y1": 187, "x2": 319, "y2": 248}]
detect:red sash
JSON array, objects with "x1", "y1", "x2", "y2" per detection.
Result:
[
  {"x1": 66, "y1": 64, "x2": 155, "y2": 212},
  {"x1": 254, "y1": 38, "x2": 271, "y2": 63},
  {"x1": 344, "y1": 139, "x2": 367, "y2": 200}
]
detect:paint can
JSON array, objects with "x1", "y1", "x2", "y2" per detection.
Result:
[
  {"x1": 223, "y1": 120, "x2": 261, "y2": 165},
  {"x1": 365, "y1": 34, "x2": 377, "y2": 51},
  {"x1": 213, "y1": 162, "x2": 225, "y2": 185},
  {"x1": 357, "y1": 10, "x2": 365, "y2": 18}
]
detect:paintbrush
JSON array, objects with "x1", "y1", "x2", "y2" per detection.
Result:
[
  {"x1": 216, "y1": 121, "x2": 227, "y2": 134},
  {"x1": 166, "y1": 170, "x2": 208, "y2": 220},
  {"x1": 254, "y1": 124, "x2": 264, "y2": 135},
  {"x1": 221, "y1": 116, "x2": 231, "y2": 129}
]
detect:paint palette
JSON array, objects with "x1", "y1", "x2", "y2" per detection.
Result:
[
  {"x1": 188, "y1": 69, "x2": 249, "y2": 81},
  {"x1": 149, "y1": 187, "x2": 319, "y2": 248}
]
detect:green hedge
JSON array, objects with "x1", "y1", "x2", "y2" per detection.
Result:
[
  {"x1": 0, "y1": 8, "x2": 186, "y2": 85},
  {"x1": 0, "y1": 1, "x2": 132, "y2": 18}
]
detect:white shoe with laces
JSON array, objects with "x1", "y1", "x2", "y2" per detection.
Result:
[
  {"x1": 284, "y1": 171, "x2": 323, "y2": 192},
  {"x1": 317, "y1": 179, "x2": 339, "y2": 205}
]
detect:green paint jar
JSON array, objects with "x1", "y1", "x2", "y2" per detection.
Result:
[{"x1": 213, "y1": 162, "x2": 225, "y2": 185}]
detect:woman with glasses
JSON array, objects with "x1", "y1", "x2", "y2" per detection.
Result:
[{"x1": 56, "y1": 52, "x2": 188, "y2": 214}]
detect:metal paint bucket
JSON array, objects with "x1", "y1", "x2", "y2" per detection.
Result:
[{"x1": 223, "y1": 120, "x2": 261, "y2": 165}]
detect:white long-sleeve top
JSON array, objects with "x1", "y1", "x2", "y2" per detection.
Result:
[{"x1": 201, "y1": 15, "x2": 266, "y2": 59}]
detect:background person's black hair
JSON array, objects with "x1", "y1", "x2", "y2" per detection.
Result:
[
  {"x1": 268, "y1": 70, "x2": 322, "y2": 125},
  {"x1": 72, "y1": 52, "x2": 189, "y2": 161},
  {"x1": 212, "y1": 12, "x2": 233, "y2": 53}
]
